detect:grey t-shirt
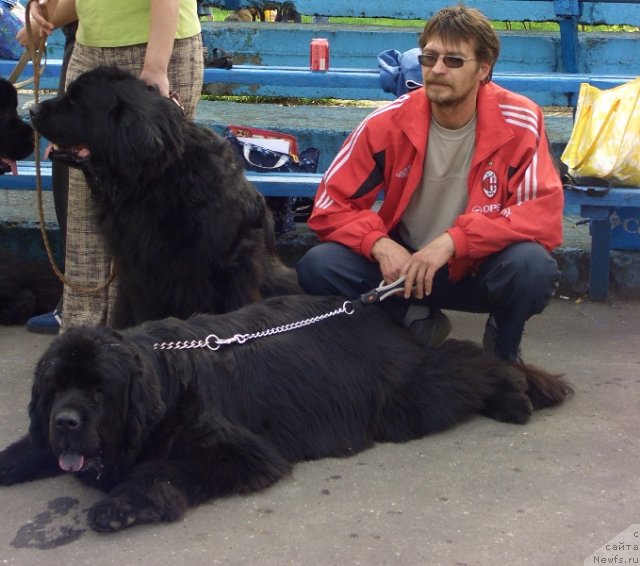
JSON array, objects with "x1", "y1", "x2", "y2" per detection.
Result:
[{"x1": 398, "y1": 115, "x2": 476, "y2": 250}]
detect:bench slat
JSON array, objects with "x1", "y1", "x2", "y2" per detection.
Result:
[
  {"x1": 245, "y1": 172, "x2": 321, "y2": 197},
  {"x1": 203, "y1": 66, "x2": 634, "y2": 97},
  {"x1": 0, "y1": 164, "x2": 53, "y2": 190}
]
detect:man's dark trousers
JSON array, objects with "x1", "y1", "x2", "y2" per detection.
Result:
[{"x1": 296, "y1": 241, "x2": 559, "y2": 360}]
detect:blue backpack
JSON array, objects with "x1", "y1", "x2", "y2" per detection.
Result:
[
  {"x1": 0, "y1": 0, "x2": 24, "y2": 60},
  {"x1": 378, "y1": 48, "x2": 424, "y2": 97}
]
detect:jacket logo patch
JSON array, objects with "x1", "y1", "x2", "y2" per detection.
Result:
[
  {"x1": 396, "y1": 165, "x2": 411, "y2": 178},
  {"x1": 482, "y1": 170, "x2": 498, "y2": 198}
]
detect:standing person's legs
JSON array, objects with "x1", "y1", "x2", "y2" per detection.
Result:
[
  {"x1": 166, "y1": 34, "x2": 204, "y2": 121},
  {"x1": 62, "y1": 44, "x2": 114, "y2": 328},
  {"x1": 61, "y1": 37, "x2": 203, "y2": 330}
]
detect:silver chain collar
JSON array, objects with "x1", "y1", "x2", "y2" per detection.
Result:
[{"x1": 153, "y1": 300, "x2": 355, "y2": 351}]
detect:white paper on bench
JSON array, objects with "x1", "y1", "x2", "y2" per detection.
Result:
[{"x1": 238, "y1": 137, "x2": 291, "y2": 153}]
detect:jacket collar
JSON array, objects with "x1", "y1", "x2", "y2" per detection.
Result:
[{"x1": 395, "y1": 83, "x2": 515, "y2": 163}]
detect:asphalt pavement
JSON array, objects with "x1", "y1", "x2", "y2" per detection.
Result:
[{"x1": 0, "y1": 296, "x2": 638, "y2": 565}]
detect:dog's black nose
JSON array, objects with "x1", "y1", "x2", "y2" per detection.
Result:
[{"x1": 54, "y1": 409, "x2": 82, "y2": 431}]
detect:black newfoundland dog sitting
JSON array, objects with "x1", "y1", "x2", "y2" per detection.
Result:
[
  {"x1": 0, "y1": 295, "x2": 572, "y2": 532},
  {"x1": 0, "y1": 78, "x2": 62, "y2": 324},
  {"x1": 29, "y1": 66, "x2": 299, "y2": 328}
]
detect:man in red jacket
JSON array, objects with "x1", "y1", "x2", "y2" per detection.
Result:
[{"x1": 296, "y1": 5, "x2": 563, "y2": 361}]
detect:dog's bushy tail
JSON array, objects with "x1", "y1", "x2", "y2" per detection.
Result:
[{"x1": 515, "y1": 362, "x2": 574, "y2": 409}]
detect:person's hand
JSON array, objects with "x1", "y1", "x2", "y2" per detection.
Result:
[
  {"x1": 16, "y1": 20, "x2": 44, "y2": 49},
  {"x1": 371, "y1": 237, "x2": 412, "y2": 288},
  {"x1": 139, "y1": 67, "x2": 170, "y2": 99},
  {"x1": 24, "y1": 0, "x2": 54, "y2": 36},
  {"x1": 402, "y1": 233, "x2": 455, "y2": 298}
]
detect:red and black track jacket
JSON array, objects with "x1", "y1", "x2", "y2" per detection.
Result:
[{"x1": 308, "y1": 83, "x2": 564, "y2": 281}]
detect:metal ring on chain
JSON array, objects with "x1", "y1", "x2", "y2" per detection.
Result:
[{"x1": 153, "y1": 300, "x2": 355, "y2": 351}]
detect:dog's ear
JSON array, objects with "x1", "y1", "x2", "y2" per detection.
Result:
[
  {"x1": 108, "y1": 86, "x2": 185, "y2": 177},
  {"x1": 123, "y1": 352, "x2": 166, "y2": 462}
]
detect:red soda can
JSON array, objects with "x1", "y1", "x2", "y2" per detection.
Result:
[{"x1": 310, "y1": 38, "x2": 329, "y2": 72}]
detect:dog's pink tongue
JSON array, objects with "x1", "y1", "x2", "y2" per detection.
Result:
[{"x1": 59, "y1": 452, "x2": 84, "y2": 472}]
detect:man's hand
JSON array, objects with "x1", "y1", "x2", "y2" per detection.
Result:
[
  {"x1": 402, "y1": 233, "x2": 455, "y2": 298},
  {"x1": 371, "y1": 237, "x2": 412, "y2": 287},
  {"x1": 371, "y1": 233, "x2": 456, "y2": 298},
  {"x1": 17, "y1": 23, "x2": 38, "y2": 49}
]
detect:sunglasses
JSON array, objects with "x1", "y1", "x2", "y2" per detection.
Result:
[{"x1": 418, "y1": 53, "x2": 477, "y2": 69}]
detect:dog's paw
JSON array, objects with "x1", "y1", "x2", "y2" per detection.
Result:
[
  {"x1": 483, "y1": 366, "x2": 533, "y2": 424},
  {"x1": 487, "y1": 392, "x2": 534, "y2": 424},
  {"x1": 88, "y1": 482, "x2": 187, "y2": 532},
  {"x1": 88, "y1": 497, "x2": 154, "y2": 532},
  {"x1": 0, "y1": 439, "x2": 59, "y2": 485}
]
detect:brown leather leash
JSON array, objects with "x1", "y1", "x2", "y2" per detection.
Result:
[
  {"x1": 21, "y1": 2, "x2": 115, "y2": 295},
  {"x1": 8, "y1": 51, "x2": 31, "y2": 86}
]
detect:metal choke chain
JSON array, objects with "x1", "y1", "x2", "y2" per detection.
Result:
[{"x1": 153, "y1": 301, "x2": 355, "y2": 351}]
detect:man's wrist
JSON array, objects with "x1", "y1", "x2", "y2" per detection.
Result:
[{"x1": 371, "y1": 236, "x2": 393, "y2": 262}]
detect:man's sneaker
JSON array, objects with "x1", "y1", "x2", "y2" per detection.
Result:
[
  {"x1": 482, "y1": 315, "x2": 522, "y2": 362},
  {"x1": 26, "y1": 309, "x2": 62, "y2": 335},
  {"x1": 403, "y1": 305, "x2": 452, "y2": 347}
]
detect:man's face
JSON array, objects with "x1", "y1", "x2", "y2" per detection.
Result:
[{"x1": 421, "y1": 36, "x2": 491, "y2": 109}]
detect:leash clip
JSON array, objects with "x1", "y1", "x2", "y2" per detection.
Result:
[{"x1": 360, "y1": 276, "x2": 408, "y2": 305}]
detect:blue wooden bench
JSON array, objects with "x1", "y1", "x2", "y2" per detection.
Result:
[
  {"x1": 563, "y1": 187, "x2": 639, "y2": 301},
  {"x1": 3, "y1": 161, "x2": 320, "y2": 198}
]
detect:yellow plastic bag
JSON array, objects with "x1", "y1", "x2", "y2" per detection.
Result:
[{"x1": 561, "y1": 77, "x2": 640, "y2": 186}]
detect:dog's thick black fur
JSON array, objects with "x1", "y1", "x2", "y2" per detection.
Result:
[
  {"x1": 0, "y1": 295, "x2": 572, "y2": 532},
  {"x1": 0, "y1": 248, "x2": 62, "y2": 325},
  {"x1": 0, "y1": 77, "x2": 34, "y2": 174},
  {"x1": 0, "y1": 79, "x2": 60, "y2": 324},
  {"x1": 29, "y1": 66, "x2": 299, "y2": 328}
]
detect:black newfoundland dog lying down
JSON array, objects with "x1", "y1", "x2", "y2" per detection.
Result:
[
  {"x1": 0, "y1": 295, "x2": 572, "y2": 533},
  {"x1": 29, "y1": 66, "x2": 299, "y2": 328}
]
